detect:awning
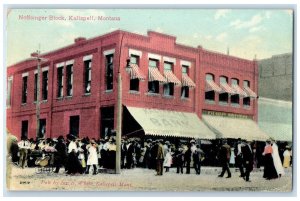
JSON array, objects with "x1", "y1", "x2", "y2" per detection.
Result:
[
  {"x1": 205, "y1": 80, "x2": 222, "y2": 93},
  {"x1": 202, "y1": 114, "x2": 269, "y2": 141},
  {"x1": 182, "y1": 74, "x2": 196, "y2": 88},
  {"x1": 164, "y1": 70, "x2": 181, "y2": 85},
  {"x1": 126, "y1": 106, "x2": 216, "y2": 139},
  {"x1": 232, "y1": 84, "x2": 248, "y2": 97},
  {"x1": 220, "y1": 82, "x2": 236, "y2": 94},
  {"x1": 244, "y1": 86, "x2": 257, "y2": 98},
  {"x1": 148, "y1": 67, "x2": 167, "y2": 83},
  {"x1": 129, "y1": 64, "x2": 146, "y2": 80}
]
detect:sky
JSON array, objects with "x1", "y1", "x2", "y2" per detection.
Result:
[{"x1": 6, "y1": 8, "x2": 293, "y2": 66}]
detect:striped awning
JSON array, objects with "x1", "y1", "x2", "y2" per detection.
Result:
[
  {"x1": 205, "y1": 80, "x2": 222, "y2": 93},
  {"x1": 220, "y1": 82, "x2": 236, "y2": 94},
  {"x1": 232, "y1": 84, "x2": 248, "y2": 97},
  {"x1": 164, "y1": 70, "x2": 181, "y2": 85},
  {"x1": 148, "y1": 67, "x2": 167, "y2": 83},
  {"x1": 182, "y1": 74, "x2": 196, "y2": 88},
  {"x1": 129, "y1": 64, "x2": 146, "y2": 80},
  {"x1": 244, "y1": 86, "x2": 257, "y2": 98}
]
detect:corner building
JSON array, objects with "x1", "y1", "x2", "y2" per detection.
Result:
[{"x1": 6, "y1": 30, "x2": 268, "y2": 141}]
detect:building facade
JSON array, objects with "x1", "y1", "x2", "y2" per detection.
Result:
[{"x1": 6, "y1": 30, "x2": 265, "y2": 141}]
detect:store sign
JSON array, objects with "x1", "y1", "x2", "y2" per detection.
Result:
[{"x1": 203, "y1": 110, "x2": 252, "y2": 119}]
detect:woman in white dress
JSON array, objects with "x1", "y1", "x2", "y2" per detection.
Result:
[
  {"x1": 271, "y1": 140, "x2": 285, "y2": 177},
  {"x1": 85, "y1": 141, "x2": 98, "y2": 175},
  {"x1": 229, "y1": 147, "x2": 235, "y2": 168},
  {"x1": 163, "y1": 148, "x2": 173, "y2": 172}
]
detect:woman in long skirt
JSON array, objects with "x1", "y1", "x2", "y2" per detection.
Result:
[
  {"x1": 262, "y1": 140, "x2": 278, "y2": 180},
  {"x1": 85, "y1": 142, "x2": 98, "y2": 175}
]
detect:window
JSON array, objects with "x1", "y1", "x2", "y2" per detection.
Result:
[
  {"x1": 7, "y1": 77, "x2": 13, "y2": 107},
  {"x1": 106, "y1": 54, "x2": 114, "y2": 90},
  {"x1": 21, "y1": 120, "x2": 28, "y2": 139},
  {"x1": 42, "y1": 70, "x2": 48, "y2": 100},
  {"x1": 231, "y1": 78, "x2": 239, "y2": 105},
  {"x1": 205, "y1": 74, "x2": 215, "y2": 101},
  {"x1": 66, "y1": 64, "x2": 73, "y2": 96},
  {"x1": 57, "y1": 67, "x2": 64, "y2": 98},
  {"x1": 69, "y1": 116, "x2": 80, "y2": 137},
  {"x1": 181, "y1": 65, "x2": 189, "y2": 98},
  {"x1": 243, "y1": 80, "x2": 250, "y2": 106},
  {"x1": 219, "y1": 76, "x2": 228, "y2": 103},
  {"x1": 38, "y1": 119, "x2": 46, "y2": 138},
  {"x1": 130, "y1": 55, "x2": 140, "y2": 91},
  {"x1": 22, "y1": 76, "x2": 28, "y2": 104},
  {"x1": 163, "y1": 62, "x2": 174, "y2": 96},
  {"x1": 34, "y1": 73, "x2": 38, "y2": 101},
  {"x1": 84, "y1": 60, "x2": 92, "y2": 94},
  {"x1": 148, "y1": 59, "x2": 159, "y2": 93}
]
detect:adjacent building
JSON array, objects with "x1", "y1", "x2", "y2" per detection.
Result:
[{"x1": 6, "y1": 30, "x2": 268, "y2": 141}]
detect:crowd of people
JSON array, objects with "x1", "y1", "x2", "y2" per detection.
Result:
[{"x1": 9, "y1": 134, "x2": 292, "y2": 181}]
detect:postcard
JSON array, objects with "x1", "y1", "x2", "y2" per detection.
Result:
[{"x1": 5, "y1": 8, "x2": 293, "y2": 192}]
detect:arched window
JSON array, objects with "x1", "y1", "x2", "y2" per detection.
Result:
[
  {"x1": 243, "y1": 80, "x2": 251, "y2": 106},
  {"x1": 219, "y1": 76, "x2": 228, "y2": 104},
  {"x1": 205, "y1": 73, "x2": 215, "y2": 102},
  {"x1": 231, "y1": 78, "x2": 239, "y2": 105}
]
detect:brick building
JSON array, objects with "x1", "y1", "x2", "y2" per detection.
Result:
[{"x1": 6, "y1": 30, "x2": 268, "y2": 141}]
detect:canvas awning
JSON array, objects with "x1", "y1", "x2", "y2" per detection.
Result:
[
  {"x1": 126, "y1": 106, "x2": 216, "y2": 139},
  {"x1": 164, "y1": 70, "x2": 181, "y2": 85},
  {"x1": 202, "y1": 114, "x2": 269, "y2": 141},
  {"x1": 220, "y1": 82, "x2": 236, "y2": 94},
  {"x1": 148, "y1": 67, "x2": 167, "y2": 83},
  {"x1": 182, "y1": 74, "x2": 196, "y2": 88},
  {"x1": 205, "y1": 80, "x2": 222, "y2": 92},
  {"x1": 244, "y1": 86, "x2": 257, "y2": 98},
  {"x1": 129, "y1": 64, "x2": 146, "y2": 80},
  {"x1": 232, "y1": 84, "x2": 248, "y2": 97}
]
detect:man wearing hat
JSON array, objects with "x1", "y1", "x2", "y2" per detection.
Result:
[
  {"x1": 18, "y1": 136, "x2": 31, "y2": 168},
  {"x1": 54, "y1": 136, "x2": 67, "y2": 173},
  {"x1": 241, "y1": 140, "x2": 253, "y2": 182},
  {"x1": 156, "y1": 139, "x2": 164, "y2": 175},
  {"x1": 217, "y1": 140, "x2": 231, "y2": 178}
]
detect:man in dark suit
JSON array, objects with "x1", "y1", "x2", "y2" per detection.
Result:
[
  {"x1": 218, "y1": 140, "x2": 231, "y2": 178},
  {"x1": 242, "y1": 140, "x2": 254, "y2": 182},
  {"x1": 184, "y1": 143, "x2": 192, "y2": 174},
  {"x1": 121, "y1": 139, "x2": 127, "y2": 169}
]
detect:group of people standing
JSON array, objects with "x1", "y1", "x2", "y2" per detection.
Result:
[{"x1": 10, "y1": 134, "x2": 292, "y2": 180}]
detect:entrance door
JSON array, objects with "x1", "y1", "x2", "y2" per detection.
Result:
[
  {"x1": 38, "y1": 119, "x2": 46, "y2": 138},
  {"x1": 100, "y1": 107, "x2": 114, "y2": 139},
  {"x1": 21, "y1": 120, "x2": 28, "y2": 138},
  {"x1": 69, "y1": 115, "x2": 80, "y2": 137}
]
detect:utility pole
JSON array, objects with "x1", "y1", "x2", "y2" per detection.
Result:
[
  {"x1": 115, "y1": 33, "x2": 125, "y2": 174},
  {"x1": 31, "y1": 46, "x2": 47, "y2": 139}
]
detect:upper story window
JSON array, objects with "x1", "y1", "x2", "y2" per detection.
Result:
[
  {"x1": 243, "y1": 80, "x2": 250, "y2": 88},
  {"x1": 130, "y1": 54, "x2": 140, "y2": 91},
  {"x1": 34, "y1": 73, "x2": 38, "y2": 101},
  {"x1": 243, "y1": 80, "x2": 251, "y2": 106},
  {"x1": 219, "y1": 76, "x2": 228, "y2": 103},
  {"x1": 231, "y1": 78, "x2": 239, "y2": 105},
  {"x1": 148, "y1": 59, "x2": 160, "y2": 93},
  {"x1": 22, "y1": 74, "x2": 28, "y2": 104},
  {"x1": 66, "y1": 64, "x2": 73, "y2": 96},
  {"x1": 163, "y1": 62, "x2": 174, "y2": 96},
  {"x1": 84, "y1": 59, "x2": 92, "y2": 94},
  {"x1": 181, "y1": 65, "x2": 189, "y2": 98},
  {"x1": 7, "y1": 76, "x2": 13, "y2": 107},
  {"x1": 42, "y1": 70, "x2": 48, "y2": 100},
  {"x1": 57, "y1": 67, "x2": 64, "y2": 98},
  {"x1": 205, "y1": 74, "x2": 215, "y2": 101},
  {"x1": 106, "y1": 54, "x2": 114, "y2": 91}
]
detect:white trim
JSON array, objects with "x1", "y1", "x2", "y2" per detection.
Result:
[
  {"x1": 34, "y1": 70, "x2": 38, "y2": 74},
  {"x1": 163, "y1": 56, "x2": 176, "y2": 64},
  {"x1": 56, "y1": 62, "x2": 65, "y2": 68},
  {"x1": 8, "y1": 76, "x2": 13, "y2": 81},
  {"x1": 42, "y1": 66, "x2": 49, "y2": 72},
  {"x1": 148, "y1": 53, "x2": 161, "y2": 61},
  {"x1": 66, "y1": 60, "x2": 74, "y2": 66},
  {"x1": 22, "y1": 72, "x2": 29, "y2": 77},
  {"x1": 83, "y1": 54, "x2": 93, "y2": 61},
  {"x1": 103, "y1": 49, "x2": 115, "y2": 56},
  {"x1": 180, "y1": 60, "x2": 191, "y2": 67},
  {"x1": 129, "y1": 49, "x2": 142, "y2": 57}
]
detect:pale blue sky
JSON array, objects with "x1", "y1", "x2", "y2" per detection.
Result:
[{"x1": 6, "y1": 9, "x2": 293, "y2": 66}]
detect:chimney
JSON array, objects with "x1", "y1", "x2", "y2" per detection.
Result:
[{"x1": 74, "y1": 37, "x2": 86, "y2": 44}]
